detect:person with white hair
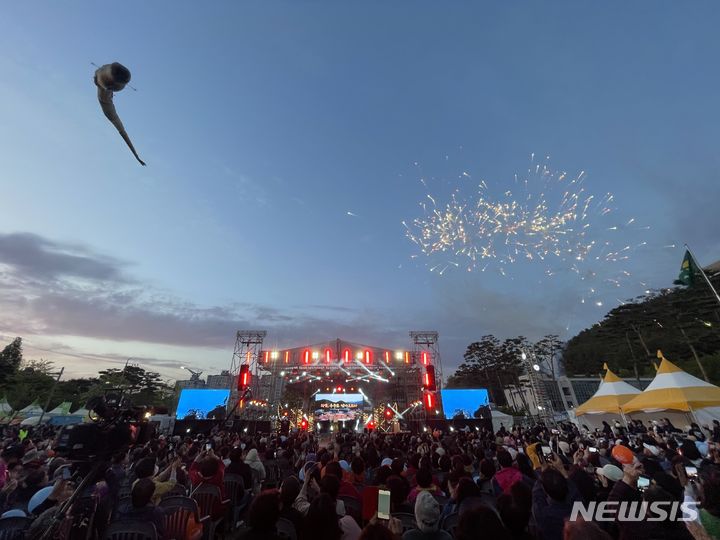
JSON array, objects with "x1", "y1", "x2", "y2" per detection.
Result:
[
  {"x1": 402, "y1": 491, "x2": 452, "y2": 540},
  {"x1": 244, "y1": 448, "x2": 266, "y2": 494}
]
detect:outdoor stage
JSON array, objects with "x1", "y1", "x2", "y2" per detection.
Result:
[{"x1": 228, "y1": 331, "x2": 444, "y2": 432}]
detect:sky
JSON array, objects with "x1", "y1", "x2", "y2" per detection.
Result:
[{"x1": 1, "y1": 2, "x2": 719, "y2": 383}]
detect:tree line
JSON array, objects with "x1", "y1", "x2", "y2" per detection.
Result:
[
  {"x1": 446, "y1": 334, "x2": 563, "y2": 410},
  {"x1": 0, "y1": 337, "x2": 175, "y2": 414}
]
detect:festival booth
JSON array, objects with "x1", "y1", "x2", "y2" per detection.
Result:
[
  {"x1": 0, "y1": 396, "x2": 13, "y2": 421},
  {"x1": 574, "y1": 365, "x2": 640, "y2": 429},
  {"x1": 17, "y1": 400, "x2": 44, "y2": 419},
  {"x1": 622, "y1": 351, "x2": 720, "y2": 427},
  {"x1": 491, "y1": 409, "x2": 514, "y2": 433}
]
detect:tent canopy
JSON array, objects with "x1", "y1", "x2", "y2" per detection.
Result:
[
  {"x1": 46, "y1": 402, "x2": 72, "y2": 416},
  {"x1": 622, "y1": 351, "x2": 720, "y2": 414},
  {"x1": 575, "y1": 365, "x2": 640, "y2": 416}
]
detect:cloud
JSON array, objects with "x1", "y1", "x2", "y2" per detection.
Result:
[
  {"x1": 0, "y1": 232, "x2": 127, "y2": 282},
  {"x1": 0, "y1": 232, "x2": 409, "y2": 360}
]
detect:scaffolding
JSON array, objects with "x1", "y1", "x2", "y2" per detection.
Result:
[
  {"x1": 410, "y1": 330, "x2": 443, "y2": 419},
  {"x1": 229, "y1": 330, "x2": 266, "y2": 415}
]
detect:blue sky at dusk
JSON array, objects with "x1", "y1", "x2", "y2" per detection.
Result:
[{"x1": 1, "y1": 2, "x2": 719, "y2": 381}]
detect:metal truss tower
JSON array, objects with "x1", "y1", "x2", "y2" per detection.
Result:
[
  {"x1": 410, "y1": 330, "x2": 443, "y2": 418},
  {"x1": 229, "y1": 330, "x2": 266, "y2": 413}
]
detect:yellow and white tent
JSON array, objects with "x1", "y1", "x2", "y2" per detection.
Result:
[
  {"x1": 575, "y1": 365, "x2": 640, "y2": 416},
  {"x1": 622, "y1": 351, "x2": 720, "y2": 425}
]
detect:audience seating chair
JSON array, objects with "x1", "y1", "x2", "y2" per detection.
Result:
[
  {"x1": 222, "y1": 473, "x2": 248, "y2": 529},
  {"x1": 440, "y1": 512, "x2": 459, "y2": 535},
  {"x1": 159, "y1": 496, "x2": 208, "y2": 540},
  {"x1": 391, "y1": 512, "x2": 417, "y2": 533},
  {"x1": 339, "y1": 496, "x2": 362, "y2": 526},
  {"x1": 275, "y1": 517, "x2": 297, "y2": 540},
  {"x1": 0, "y1": 516, "x2": 31, "y2": 540},
  {"x1": 103, "y1": 520, "x2": 158, "y2": 540},
  {"x1": 191, "y1": 484, "x2": 229, "y2": 540}
]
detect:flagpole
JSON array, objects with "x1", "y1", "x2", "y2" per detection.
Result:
[{"x1": 685, "y1": 244, "x2": 720, "y2": 307}]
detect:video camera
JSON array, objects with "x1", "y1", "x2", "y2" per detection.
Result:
[{"x1": 54, "y1": 391, "x2": 153, "y2": 460}]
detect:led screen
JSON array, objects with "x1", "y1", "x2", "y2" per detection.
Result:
[
  {"x1": 176, "y1": 389, "x2": 230, "y2": 420},
  {"x1": 440, "y1": 389, "x2": 490, "y2": 419},
  {"x1": 314, "y1": 393, "x2": 364, "y2": 421}
]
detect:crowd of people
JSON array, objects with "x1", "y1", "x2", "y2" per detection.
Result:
[{"x1": 0, "y1": 416, "x2": 719, "y2": 540}]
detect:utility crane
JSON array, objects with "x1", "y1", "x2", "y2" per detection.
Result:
[{"x1": 181, "y1": 366, "x2": 203, "y2": 381}]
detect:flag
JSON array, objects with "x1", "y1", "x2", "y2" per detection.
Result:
[{"x1": 674, "y1": 250, "x2": 697, "y2": 286}]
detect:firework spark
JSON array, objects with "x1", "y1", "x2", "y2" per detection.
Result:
[{"x1": 404, "y1": 155, "x2": 648, "y2": 304}]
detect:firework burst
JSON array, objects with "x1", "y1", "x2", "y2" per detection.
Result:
[{"x1": 403, "y1": 155, "x2": 648, "y2": 302}]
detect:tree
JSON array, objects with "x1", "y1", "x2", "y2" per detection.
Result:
[
  {"x1": 0, "y1": 337, "x2": 23, "y2": 385},
  {"x1": 447, "y1": 336, "x2": 509, "y2": 405}
]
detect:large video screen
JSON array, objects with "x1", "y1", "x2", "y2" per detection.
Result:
[
  {"x1": 314, "y1": 393, "x2": 364, "y2": 421},
  {"x1": 440, "y1": 389, "x2": 490, "y2": 419},
  {"x1": 176, "y1": 389, "x2": 230, "y2": 420}
]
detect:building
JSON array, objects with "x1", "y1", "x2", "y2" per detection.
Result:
[
  {"x1": 505, "y1": 373, "x2": 653, "y2": 418},
  {"x1": 207, "y1": 370, "x2": 233, "y2": 389}
]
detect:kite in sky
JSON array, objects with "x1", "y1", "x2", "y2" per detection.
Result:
[{"x1": 94, "y1": 62, "x2": 146, "y2": 166}]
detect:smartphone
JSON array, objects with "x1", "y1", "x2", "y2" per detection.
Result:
[
  {"x1": 60, "y1": 466, "x2": 72, "y2": 480},
  {"x1": 205, "y1": 443, "x2": 212, "y2": 451},
  {"x1": 685, "y1": 466, "x2": 698, "y2": 479},
  {"x1": 377, "y1": 489, "x2": 391, "y2": 520},
  {"x1": 637, "y1": 476, "x2": 650, "y2": 491},
  {"x1": 589, "y1": 447, "x2": 598, "y2": 453},
  {"x1": 541, "y1": 445, "x2": 552, "y2": 457}
]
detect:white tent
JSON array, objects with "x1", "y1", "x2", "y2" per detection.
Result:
[
  {"x1": 18, "y1": 401, "x2": 44, "y2": 418},
  {"x1": 622, "y1": 351, "x2": 720, "y2": 426},
  {"x1": 0, "y1": 396, "x2": 12, "y2": 416},
  {"x1": 491, "y1": 409, "x2": 513, "y2": 433},
  {"x1": 45, "y1": 402, "x2": 72, "y2": 416}
]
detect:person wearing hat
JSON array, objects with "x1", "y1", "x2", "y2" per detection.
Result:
[
  {"x1": 402, "y1": 491, "x2": 452, "y2": 540},
  {"x1": 595, "y1": 464, "x2": 622, "y2": 502}
]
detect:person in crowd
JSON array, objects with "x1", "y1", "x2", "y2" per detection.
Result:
[
  {"x1": 226, "y1": 445, "x2": 253, "y2": 491},
  {"x1": 116, "y1": 478, "x2": 166, "y2": 538},
  {"x1": 189, "y1": 451, "x2": 226, "y2": 519},
  {"x1": 301, "y1": 493, "x2": 345, "y2": 540},
  {"x1": 455, "y1": 504, "x2": 511, "y2": 540},
  {"x1": 326, "y1": 460, "x2": 361, "y2": 499},
  {"x1": 402, "y1": 491, "x2": 451, "y2": 540},
  {"x1": 238, "y1": 490, "x2": 284, "y2": 540},
  {"x1": 279, "y1": 476, "x2": 304, "y2": 533},
  {"x1": 408, "y1": 468, "x2": 442, "y2": 504},
  {"x1": 493, "y1": 450, "x2": 523, "y2": 496},
  {"x1": 134, "y1": 455, "x2": 179, "y2": 503},
  {"x1": 245, "y1": 448, "x2": 266, "y2": 494},
  {"x1": 607, "y1": 462, "x2": 693, "y2": 540},
  {"x1": 531, "y1": 462, "x2": 580, "y2": 540},
  {"x1": 563, "y1": 518, "x2": 612, "y2": 540}
]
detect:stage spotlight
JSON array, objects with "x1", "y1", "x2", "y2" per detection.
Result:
[
  {"x1": 356, "y1": 352, "x2": 363, "y2": 360},
  {"x1": 312, "y1": 351, "x2": 319, "y2": 360},
  {"x1": 325, "y1": 371, "x2": 330, "y2": 376},
  {"x1": 271, "y1": 351, "x2": 279, "y2": 360},
  {"x1": 280, "y1": 371, "x2": 285, "y2": 376},
  {"x1": 395, "y1": 351, "x2": 403, "y2": 360}
]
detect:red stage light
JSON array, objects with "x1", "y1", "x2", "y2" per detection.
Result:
[
  {"x1": 384, "y1": 351, "x2": 390, "y2": 363},
  {"x1": 421, "y1": 351, "x2": 430, "y2": 365},
  {"x1": 284, "y1": 351, "x2": 290, "y2": 364},
  {"x1": 238, "y1": 364, "x2": 251, "y2": 391},
  {"x1": 343, "y1": 349, "x2": 351, "y2": 363},
  {"x1": 423, "y1": 365, "x2": 436, "y2": 391},
  {"x1": 325, "y1": 348, "x2": 332, "y2": 363},
  {"x1": 263, "y1": 350, "x2": 270, "y2": 363},
  {"x1": 404, "y1": 351, "x2": 410, "y2": 364},
  {"x1": 424, "y1": 391, "x2": 435, "y2": 411},
  {"x1": 368, "y1": 421, "x2": 375, "y2": 430},
  {"x1": 384, "y1": 407, "x2": 393, "y2": 419},
  {"x1": 300, "y1": 419, "x2": 308, "y2": 430},
  {"x1": 303, "y1": 349, "x2": 310, "y2": 364},
  {"x1": 364, "y1": 350, "x2": 372, "y2": 365}
]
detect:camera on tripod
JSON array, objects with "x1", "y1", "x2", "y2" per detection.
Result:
[{"x1": 54, "y1": 391, "x2": 153, "y2": 460}]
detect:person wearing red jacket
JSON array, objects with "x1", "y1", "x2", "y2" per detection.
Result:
[{"x1": 189, "y1": 450, "x2": 226, "y2": 519}]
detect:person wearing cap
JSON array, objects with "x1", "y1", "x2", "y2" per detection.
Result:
[
  {"x1": 595, "y1": 464, "x2": 622, "y2": 502},
  {"x1": 402, "y1": 491, "x2": 452, "y2": 540}
]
